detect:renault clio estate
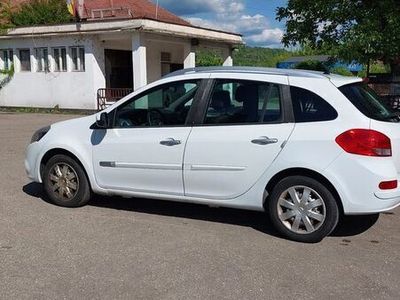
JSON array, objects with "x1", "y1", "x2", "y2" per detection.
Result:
[{"x1": 25, "y1": 67, "x2": 400, "y2": 242}]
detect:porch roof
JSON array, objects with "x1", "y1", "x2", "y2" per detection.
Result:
[{"x1": 0, "y1": 19, "x2": 242, "y2": 45}]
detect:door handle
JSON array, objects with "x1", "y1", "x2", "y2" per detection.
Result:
[
  {"x1": 251, "y1": 136, "x2": 278, "y2": 145},
  {"x1": 160, "y1": 138, "x2": 181, "y2": 146}
]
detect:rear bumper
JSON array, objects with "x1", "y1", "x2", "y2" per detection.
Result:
[{"x1": 325, "y1": 153, "x2": 400, "y2": 214}]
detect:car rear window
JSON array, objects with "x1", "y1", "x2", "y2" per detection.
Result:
[
  {"x1": 290, "y1": 86, "x2": 338, "y2": 122},
  {"x1": 339, "y1": 83, "x2": 400, "y2": 123}
]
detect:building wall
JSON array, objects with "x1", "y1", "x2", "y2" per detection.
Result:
[
  {"x1": 146, "y1": 40, "x2": 185, "y2": 83},
  {"x1": 0, "y1": 35, "x2": 105, "y2": 109},
  {"x1": 0, "y1": 31, "x2": 231, "y2": 109}
]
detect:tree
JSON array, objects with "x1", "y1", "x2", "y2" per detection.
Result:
[
  {"x1": 0, "y1": 0, "x2": 71, "y2": 31},
  {"x1": 195, "y1": 50, "x2": 224, "y2": 66},
  {"x1": 276, "y1": 0, "x2": 400, "y2": 76}
]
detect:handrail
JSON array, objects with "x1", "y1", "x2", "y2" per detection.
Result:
[{"x1": 97, "y1": 88, "x2": 133, "y2": 110}]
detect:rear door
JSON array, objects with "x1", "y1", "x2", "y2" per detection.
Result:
[{"x1": 183, "y1": 75, "x2": 295, "y2": 199}]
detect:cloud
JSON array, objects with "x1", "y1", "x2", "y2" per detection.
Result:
[
  {"x1": 155, "y1": 0, "x2": 284, "y2": 47},
  {"x1": 247, "y1": 28, "x2": 284, "y2": 44},
  {"x1": 156, "y1": 0, "x2": 245, "y2": 15},
  {"x1": 187, "y1": 14, "x2": 284, "y2": 47}
]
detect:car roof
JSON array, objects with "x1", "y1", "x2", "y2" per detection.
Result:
[{"x1": 165, "y1": 66, "x2": 362, "y2": 87}]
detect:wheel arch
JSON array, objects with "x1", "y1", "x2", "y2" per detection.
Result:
[
  {"x1": 264, "y1": 167, "x2": 344, "y2": 214},
  {"x1": 40, "y1": 148, "x2": 91, "y2": 188}
]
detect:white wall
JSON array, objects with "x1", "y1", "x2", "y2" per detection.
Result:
[
  {"x1": 0, "y1": 35, "x2": 105, "y2": 109},
  {"x1": 146, "y1": 39, "x2": 185, "y2": 84},
  {"x1": 0, "y1": 31, "x2": 233, "y2": 109}
]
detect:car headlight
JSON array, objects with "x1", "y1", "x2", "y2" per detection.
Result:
[{"x1": 31, "y1": 126, "x2": 51, "y2": 143}]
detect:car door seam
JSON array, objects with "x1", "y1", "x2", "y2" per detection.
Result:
[{"x1": 182, "y1": 126, "x2": 194, "y2": 196}]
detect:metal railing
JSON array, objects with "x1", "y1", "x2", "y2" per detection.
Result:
[{"x1": 97, "y1": 88, "x2": 133, "y2": 110}]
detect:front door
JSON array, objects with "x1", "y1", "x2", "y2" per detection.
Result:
[
  {"x1": 184, "y1": 77, "x2": 295, "y2": 199},
  {"x1": 92, "y1": 79, "x2": 202, "y2": 195},
  {"x1": 104, "y1": 49, "x2": 133, "y2": 89}
]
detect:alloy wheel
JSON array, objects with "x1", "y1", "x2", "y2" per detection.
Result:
[
  {"x1": 277, "y1": 186, "x2": 326, "y2": 234},
  {"x1": 48, "y1": 163, "x2": 79, "y2": 200}
]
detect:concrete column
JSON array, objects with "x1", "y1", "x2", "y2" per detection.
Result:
[
  {"x1": 14, "y1": 49, "x2": 21, "y2": 73},
  {"x1": 30, "y1": 47, "x2": 36, "y2": 72},
  {"x1": 223, "y1": 47, "x2": 233, "y2": 67},
  {"x1": 183, "y1": 43, "x2": 196, "y2": 69},
  {"x1": 132, "y1": 32, "x2": 147, "y2": 90}
]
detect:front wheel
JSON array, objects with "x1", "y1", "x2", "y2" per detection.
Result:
[
  {"x1": 43, "y1": 154, "x2": 91, "y2": 207},
  {"x1": 268, "y1": 176, "x2": 339, "y2": 243}
]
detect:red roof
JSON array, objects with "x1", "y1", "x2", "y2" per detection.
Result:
[{"x1": 10, "y1": 0, "x2": 191, "y2": 26}]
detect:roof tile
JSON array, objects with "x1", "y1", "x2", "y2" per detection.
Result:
[{"x1": 9, "y1": 0, "x2": 190, "y2": 26}]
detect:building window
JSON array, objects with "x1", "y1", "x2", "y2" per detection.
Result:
[
  {"x1": 70, "y1": 46, "x2": 85, "y2": 71},
  {"x1": 35, "y1": 48, "x2": 49, "y2": 72},
  {"x1": 53, "y1": 47, "x2": 67, "y2": 72},
  {"x1": 19, "y1": 49, "x2": 31, "y2": 71},
  {"x1": 0, "y1": 49, "x2": 13, "y2": 70}
]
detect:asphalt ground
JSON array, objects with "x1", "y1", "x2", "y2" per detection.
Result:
[{"x1": 0, "y1": 113, "x2": 399, "y2": 299}]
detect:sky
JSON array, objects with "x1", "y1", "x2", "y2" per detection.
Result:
[{"x1": 151, "y1": 0, "x2": 288, "y2": 48}]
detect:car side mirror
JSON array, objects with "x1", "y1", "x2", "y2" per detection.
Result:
[{"x1": 96, "y1": 112, "x2": 109, "y2": 129}]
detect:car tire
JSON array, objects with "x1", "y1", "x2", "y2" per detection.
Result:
[
  {"x1": 43, "y1": 154, "x2": 91, "y2": 207},
  {"x1": 268, "y1": 176, "x2": 339, "y2": 243}
]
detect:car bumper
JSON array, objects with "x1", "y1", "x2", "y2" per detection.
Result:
[
  {"x1": 325, "y1": 153, "x2": 400, "y2": 215},
  {"x1": 25, "y1": 142, "x2": 43, "y2": 183}
]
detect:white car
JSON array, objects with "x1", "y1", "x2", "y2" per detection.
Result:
[{"x1": 25, "y1": 67, "x2": 400, "y2": 242}]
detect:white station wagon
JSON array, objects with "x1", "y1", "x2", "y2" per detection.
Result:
[{"x1": 25, "y1": 67, "x2": 400, "y2": 242}]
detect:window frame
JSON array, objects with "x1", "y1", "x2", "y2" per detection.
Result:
[
  {"x1": 34, "y1": 47, "x2": 49, "y2": 72},
  {"x1": 109, "y1": 79, "x2": 208, "y2": 129},
  {"x1": 52, "y1": 47, "x2": 67, "y2": 72},
  {"x1": 339, "y1": 83, "x2": 398, "y2": 123},
  {"x1": 70, "y1": 46, "x2": 85, "y2": 72},
  {"x1": 289, "y1": 85, "x2": 338, "y2": 123},
  {"x1": 195, "y1": 78, "x2": 289, "y2": 127},
  {"x1": 0, "y1": 49, "x2": 14, "y2": 71},
  {"x1": 18, "y1": 49, "x2": 31, "y2": 72}
]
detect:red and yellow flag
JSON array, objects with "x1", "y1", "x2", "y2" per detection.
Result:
[{"x1": 66, "y1": 0, "x2": 76, "y2": 16}]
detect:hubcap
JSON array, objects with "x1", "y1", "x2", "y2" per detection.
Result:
[
  {"x1": 277, "y1": 186, "x2": 326, "y2": 234},
  {"x1": 48, "y1": 163, "x2": 79, "y2": 200}
]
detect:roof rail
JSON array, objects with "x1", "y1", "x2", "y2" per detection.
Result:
[{"x1": 164, "y1": 66, "x2": 328, "y2": 79}]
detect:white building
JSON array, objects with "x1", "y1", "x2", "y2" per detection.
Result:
[{"x1": 0, "y1": 0, "x2": 242, "y2": 110}]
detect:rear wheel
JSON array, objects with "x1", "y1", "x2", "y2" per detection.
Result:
[
  {"x1": 268, "y1": 176, "x2": 339, "y2": 243},
  {"x1": 43, "y1": 154, "x2": 91, "y2": 207}
]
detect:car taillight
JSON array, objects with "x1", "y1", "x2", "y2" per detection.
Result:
[
  {"x1": 335, "y1": 129, "x2": 392, "y2": 157},
  {"x1": 379, "y1": 180, "x2": 398, "y2": 190}
]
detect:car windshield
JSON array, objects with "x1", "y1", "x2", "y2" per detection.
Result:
[{"x1": 339, "y1": 83, "x2": 400, "y2": 123}]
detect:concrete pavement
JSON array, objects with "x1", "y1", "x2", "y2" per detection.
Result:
[{"x1": 0, "y1": 113, "x2": 399, "y2": 299}]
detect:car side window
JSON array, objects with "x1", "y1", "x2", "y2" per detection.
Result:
[
  {"x1": 290, "y1": 86, "x2": 338, "y2": 122},
  {"x1": 204, "y1": 80, "x2": 282, "y2": 125},
  {"x1": 114, "y1": 80, "x2": 200, "y2": 128}
]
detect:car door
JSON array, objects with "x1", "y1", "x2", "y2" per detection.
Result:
[
  {"x1": 92, "y1": 79, "x2": 202, "y2": 196},
  {"x1": 183, "y1": 75, "x2": 295, "y2": 199}
]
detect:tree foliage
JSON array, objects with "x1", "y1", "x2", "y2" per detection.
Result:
[
  {"x1": 232, "y1": 46, "x2": 293, "y2": 67},
  {"x1": 277, "y1": 0, "x2": 400, "y2": 74},
  {"x1": 196, "y1": 46, "x2": 294, "y2": 68},
  {"x1": 195, "y1": 49, "x2": 224, "y2": 67},
  {"x1": 0, "y1": 0, "x2": 71, "y2": 31}
]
